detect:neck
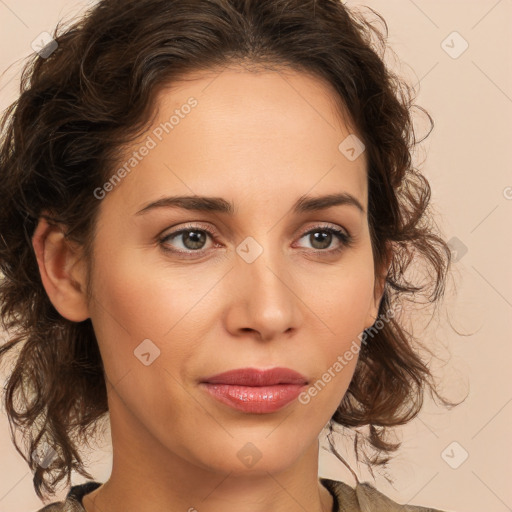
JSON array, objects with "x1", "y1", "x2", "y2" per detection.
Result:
[{"x1": 83, "y1": 394, "x2": 334, "y2": 512}]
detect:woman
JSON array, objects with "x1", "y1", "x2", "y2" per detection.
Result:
[{"x1": 0, "y1": 0, "x2": 459, "y2": 511}]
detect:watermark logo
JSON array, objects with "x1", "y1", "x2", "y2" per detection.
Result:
[
  {"x1": 134, "y1": 338, "x2": 161, "y2": 366},
  {"x1": 236, "y1": 237, "x2": 264, "y2": 264},
  {"x1": 338, "y1": 134, "x2": 365, "y2": 161},
  {"x1": 441, "y1": 441, "x2": 469, "y2": 469},
  {"x1": 447, "y1": 236, "x2": 468, "y2": 263},
  {"x1": 32, "y1": 32, "x2": 58, "y2": 59},
  {"x1": 237, "y1": 442, "x2": 262, "y2": 468},
  {"x1": 32, "y1": 442, "x2": 58, "y2": 469},
  {"x1": 441, "y1": 31, "x2": 469, "y2": 59}
]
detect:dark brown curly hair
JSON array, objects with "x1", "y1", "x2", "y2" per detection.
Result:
[{"x1": 0, "y1": 0, "x2": 460, "y2": 501}]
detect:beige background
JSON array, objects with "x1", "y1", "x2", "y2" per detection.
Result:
[{"x1": 0, "y1": 0, "x2": 511, "y2": 511}]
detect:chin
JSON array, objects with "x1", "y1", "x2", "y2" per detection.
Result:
[{"x1": 191, "y1": 433, "x2": 313, "y2": 476}]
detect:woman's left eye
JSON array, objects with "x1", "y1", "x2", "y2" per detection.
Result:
[
  {"x1": 158, "y1": 224, "x2": 353, "y2": 257},
  {"x1": 296, "y1": 226, "x2": 353, "y2": 252}
]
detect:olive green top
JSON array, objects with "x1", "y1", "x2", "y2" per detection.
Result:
[{"x1": 36, "y1": 478, "x2": 450, "y2": 511}]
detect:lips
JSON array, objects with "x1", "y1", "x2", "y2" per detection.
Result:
[
  {"x1": 201, "y1": 367, "x2": 308, "y2": 386},
  {"x1": 200, "y1": 367, "x2": 309, "y2": 414}
]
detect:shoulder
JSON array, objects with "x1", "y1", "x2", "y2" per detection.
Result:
[
  {"x1": 35, "y1": 504, "x2": 63, "y2": 512},
  {"x1": 320, "y1": 477, "x2": 452, "y2": 512},
  {"x1": 34, "y1": 481, "x2": 102, "y2": 512},
  {"x1": 35, "y1": 504, "x2": 66, "y2": 512},
  {"x1": 34, "y1": 502, "x2": 76, "y2": 512}
]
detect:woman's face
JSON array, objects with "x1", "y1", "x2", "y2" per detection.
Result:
[{"x1": 84, "y1": 67, "x2": 385, "y2": 476}]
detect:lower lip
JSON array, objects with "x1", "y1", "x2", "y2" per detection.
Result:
[{"x1": 200, "y1": 383, "x2": 306, "y2": 413}]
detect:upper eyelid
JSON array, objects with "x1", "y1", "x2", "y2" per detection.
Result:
[{"x1": 160, "y1": 221, "x2": 350, "y2": 238}]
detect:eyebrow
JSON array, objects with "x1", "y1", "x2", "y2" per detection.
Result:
[{"x1": 135, "y1": 192, "x2": 365, "y2": 216}]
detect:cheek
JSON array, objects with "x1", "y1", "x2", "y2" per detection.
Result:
[
  {"x1": 305, "y1": 253, "x2": 375, "y2": 333},
  {"x1": 301, "y1": 255, "x2": 375, "y2": 399},
  {"x1": 86, "y1": 252, "x2": 197, "y2": 427},
  {"x1": 87, "y1": 237, "x2": 224, "y2": 391},
  {"x1": 89, "y1": 239, "x2": 202, "y2": 339}
]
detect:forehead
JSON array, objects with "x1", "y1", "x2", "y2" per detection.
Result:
[{"x1": 109, "y1": 66, "x2": 368, "y2": 211}]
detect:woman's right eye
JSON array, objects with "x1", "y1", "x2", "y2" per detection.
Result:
[{"x1": 159, "y1": 225, "x2": 217, "y2": 256}]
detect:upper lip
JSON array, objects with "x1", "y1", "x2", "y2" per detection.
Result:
[{"x1": 201, "y1": 367, "x2": 308, "y2": 386}]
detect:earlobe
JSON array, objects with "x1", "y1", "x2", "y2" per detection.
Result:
[{"x1": 31, "y1": 216, "x2": 90, "y2": 322}]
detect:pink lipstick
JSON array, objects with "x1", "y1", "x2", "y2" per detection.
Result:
[{"x1": 200, "y1": 367, "x2": 308, "y2": 414}]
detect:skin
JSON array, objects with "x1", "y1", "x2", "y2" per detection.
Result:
[{"x1": 32, "y1": 65, "x2": 389, "y2": 512}]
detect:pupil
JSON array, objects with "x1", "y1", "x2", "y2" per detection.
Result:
[
  {"x1": 184, "y1": 230, "x2": 206, "y2": 249},
  {"x1": 312, "y1": 231, "x2": 331, "y2": 249}
]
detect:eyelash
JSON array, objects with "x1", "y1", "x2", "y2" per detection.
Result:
[{"x1": 158, "y1": 223, "x2": 354, "y2": 259}]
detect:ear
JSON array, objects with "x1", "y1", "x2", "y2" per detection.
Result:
[
  {"x1": 364, "y1": 244, "x2": 392, "y2": 330},
  {"x1": 31, "y1": 216, "x2": 90, "y2": 322}
]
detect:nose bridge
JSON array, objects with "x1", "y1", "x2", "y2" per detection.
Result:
[{"x1": 229, "y1": 230, "x2": 301, "y2": 338}]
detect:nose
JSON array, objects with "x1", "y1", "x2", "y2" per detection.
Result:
[{"x1": 223, "y1": 240, "x2": 303, "y2": 342}]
